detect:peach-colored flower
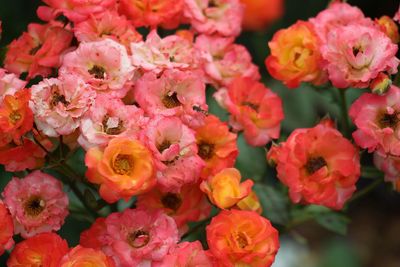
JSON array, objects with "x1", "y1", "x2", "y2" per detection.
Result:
[
  {"x1": 195, "y1": 34, "x2": 260, "y2": 87},
  {"x1": 158, "y1": 241, "x2": 212, "y2": 266},
  {"x1": 267, "y1": 121, "x2": 360, "y2": 210},
  {"x1": 136, "y1": 183, "x2": 211, "y2": 234},
  {"x1": 0, "y1": 68, "x2": 26, "y2": 99},
  {"x1": 74, "y1": 11, "x2": 142, "y2": 51},
  {"x1": 0, "y1": 201, "x2": 14, "y2": 256},
  {"x1": 374, "y1": 152, "x2": 400, "y2": 191},
  {"x1": 265, "y1": 20, "x2": 326, "y2": 89},
  {"x1": 78, "y1": 95, "x2": 147, "y2": 150},
  {"x1": 195, "y1": 115, "x2": 238, "y2": 179},
  {"x1": 376, "y1": 15, "x2": 399, "y2": 43},
  {"x1": 201, "y1": 168, "x2": 253, "y2": 209},
  {"x1": 349, "y1": 86, "x2": 400, "y2": 156},
  {"x1": 85, "y1": 137, "x2": 156, "y2": 203},
  {"x1": 4, "y1": 23, "x2": 73, "y2": 79},
  {"x1": 60, "y1": 246, "x2": 116, "y2": 267},
  {"x1": 30, "y1": 75, "x2": 95, "y2": 137},
  {"x1": 183, "y1": 0, "x2": 244, "y2": 37},
  {"x1": 321, "y1": 24, "x2": 398, "y2": 88},
  {"x1": 215, "y1": 77, "x2": 284, "y2": 146},
  {"x1": 207, "y1": 209, "x2": 279, "y2": 267},
  {"x1": 2, "y1": 170, "x2": 69, "y2": 238},
  {"x1": 240, "y1": 0, "x2": 283, "y2": 31},
  {"x1": 7, "y1": 232, "x2": 69, "y2": 267},
  {"x1": 119, "y1": 0, "x2": 184, "y2": 29},
  {"x1": 60, "y1": 38, "x2": 134, "y2": 97}
]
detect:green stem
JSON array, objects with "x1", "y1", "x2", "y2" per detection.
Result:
[
  {"x1": 394, "y1": 71, "x2": 400, "y2": 87},
  {"x1": 361, "y1": 166, "x2": 384, "y2": 179},
  {"x1": 338, "y1": 89, "x2": 351, "y2": 139},
  {"x1": 349, "y1": 178, "x2": 384, "y2": 204},
  {"x1": 181, "y1": 216, "x2": 213, "y2": 239}
]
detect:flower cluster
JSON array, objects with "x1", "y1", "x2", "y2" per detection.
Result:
[{"x1": 0, "y1": 0, "x2": 282, "y2": 266}]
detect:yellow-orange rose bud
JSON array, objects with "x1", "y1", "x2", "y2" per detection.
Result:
[
  {"x1": 236, "y1": 190, "x2": 262, "y2": 214},
  {"x1": 376, "y1": 15, "x2": 399, "y2": 43},
  {"x1": 200, "y1": 168, "x2": 253, "y2": 209}
]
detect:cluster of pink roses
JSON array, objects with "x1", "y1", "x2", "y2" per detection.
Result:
[{"x1": 0, "y1": 0, "x2": 282, "y2": 266}]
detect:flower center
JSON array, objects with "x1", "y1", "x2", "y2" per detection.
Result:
[
  {"x1": 112, "y1": 154, "x2": 134, "y2": 175},
  {"x1": 29, "y1": 44, "x2": 42, "y2": 55},
  {"x1": 162, "y1": 92, "x2": 181, "y2": 109},
  {"x1": 305, "y1": 156, "x2": 327, "y2": 175},
  {"x1": 161, "y1": 193, "x2": 182, "y2": 211},
  {"x1": 198, "y1": 142, "x2": 215, "y2": 160},
  {"x1": 378, "y1": 112, "x2": 399, "y2": 129},
  {"x1": 352, "y1": 45, "x2": 364, "y2": 57},
  {"x1": 233, "y1": 232, "x2": 249, "y2": 249},
  {"x1": 102, "y1": 115, "x2": 124, "y2": 135},
  {"x1": 24, "y1": 195, "x2": 45, "y2": 217},
  {"x1": 157, "y1": 140, "x2": 172, "y2": 153},
  {"x1": 242, "y1": 101, "x2": 259, "y2": 112},
  {"x1": 9, "y1": 111, "x2": 22, "y2": 124},
  {"x1": 88, "y1": 65, "x2": 106, "y2": 79},
  {"x1": 127, "y1": 230, "x2": 150, "y2": 249}
]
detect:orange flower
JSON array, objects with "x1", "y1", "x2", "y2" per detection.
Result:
[
  {"x1": 200, "y1": 168, "x2": 253, "y2": 209},
  {"x1": 207, "y1": 209, "x2": 279, "y2": 267},
  {"x1": 265, "y1": 20, "x2": 326, "y2": 88},
  {"x1": 241, "y1": 0, "x2": 283, "y2": 31},
  {"x1": 0, "y1": 89, "x2": 33, "y2": 147},
  {"x1": 59, "y1": 246, "x2": 115, "y2": 267},
  {"x1": 236, "y1": 190, "x2": 262, "y2": 214},
  {"x1": 195, "y1": 115, "x2": 238, "y2": 179},
  {"x1": 376, "y1": 15, "x2": 399, "y2": 43},
  {"x1": 85, "y1": 137, "x2": 156, "y2": 203},
  {"x1": 7, "y1": 232, "x2": 69, "y2": 267}
]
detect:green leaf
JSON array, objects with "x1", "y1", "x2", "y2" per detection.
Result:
[
  {"x1": 316, "y1": 212, "x2": 350, "y2": 236},
  {"x1": 254, "y1": 183, "x2": 290, "y2": 225}
]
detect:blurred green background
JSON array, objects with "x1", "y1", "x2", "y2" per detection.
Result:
[{"x1": 1, "y1": 0, "x2": 400, "y2": 266}]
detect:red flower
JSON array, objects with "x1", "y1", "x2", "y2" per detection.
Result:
[{"x1": 0, "y1": 201, "x2": 14, "y2": 256}]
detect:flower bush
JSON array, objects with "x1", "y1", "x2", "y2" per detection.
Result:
[{"x1": 0, "y1": 0, "x2": 399, "y2": 266}]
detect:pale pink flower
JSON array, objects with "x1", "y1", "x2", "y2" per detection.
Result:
[
  {"x1": 134, "y1": 69, "x2": 207, "y2": 127},
  {"x1": 394, "y1": 4, "x2": 400, "y2": 22},
  {"x1": 2, "y1": 170, "x2": 69, "y2": 238},
  {"x1": 131, "y1": 30, "x2": 198, "y2": 74},
  {"x1": 37, "y1": 0, "x2": 116, "y2": 23},
  {"x1": 4, "y1": 23, "x2": 73, "y2": 79},
  {"x1": 374, "y1": 152, "x2": 400, "y2": 190},
  {"x1": 74, "y1": 11, "x2": 142, "y2": 51},
  {"x1": 0, "y1": 68, "x2": 26, "y2": 99},
  {"x1": 78, "y1": 95, "x2": 147, "y2": 150},
  {"x1": 183, "y1": 0, "x2": 244, "y2": 37},
  {"x1": 349, "y1": 86, "x2": 400, "y2": 156},
  {"x1": 310, "y1": 2, "x2": 373, "y2": 44},
  {"x1": 60, "y1": 39, "x2": 134, "y2": 97},
  {"x1": 30, "y1": 75, "x2": 95, "y2": 137},
  {"x1": 157, "y1": 241, "x2": 212, "y2": 266},
  {"x1": 321, "y1": 24, "x2": 399, "y2": 88},
  {"x1": 103, "y1": 208, "x2": 179, "y2": 266},
  {"x1": 141, "y1": 115, "x2": 205, "y2": 191},
  {"x1": 195, "y1": 34, "x2": 260, "y2": 87}
]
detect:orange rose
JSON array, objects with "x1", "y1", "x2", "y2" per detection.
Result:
[
  {"x1": 85, "y1": 137, "x2": 156, "y2": 203},
  {"x1": 376, "y1": 15, "x2": 399, "y2": 43},
  {"x1": 241, "y1": 0, "x2": 283, "y2": 31},
  {"x1": 207, "y1": 209, "x2": 279, "y2": 267},
  {"x1": 200, "y1": 168, "x2": 253, "y2": 209},
  {"x1": 265, "y1": 20, "x2": 326, "y2": 89},
  {"x1": 59, "y1": 246, "x2": 115, "y2": 267}
]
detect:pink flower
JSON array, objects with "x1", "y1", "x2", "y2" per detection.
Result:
[
  {"x1": 30, "y1": 75, "x2": 95, "y2": 137},
  {"x1": 310, "y1": 2, "x2": 373, "y2": 44},
  {"x1": 134, "y1": 69, "x2": 207, "y2": 127},
  {"x1": 78, "y1": 95, "x2": 147, "y2": 150},
  {"x1": 137, "y1": 184, "x2": 211, "y2": 235},
  {"x1": 4, "y1": 23, "x2": 73, "y2": 79},
  {"x1": 195, "y1": 34, "x2": 260, "y2": 87},
  {"x1": 103, "y1": 208, "x2": 179, "y2": 266},
  {"x1": 215, "y1": 77, "x2": 284, "y2": 146},
  {"x1": 60, "y1": 39, "x2": 134, "y2": 97},
  {"x1": 183, "y1": 0, "x2": 244, "y2": 37},
  {"x1": 37, "y1": 0, "x2": 116, "y2": 23},
  {"x1": 395, "y1": 5, "x2": 400, "y2": 22},
  {"x1": 141, "y1": 115, "x2": 204, "y2": 192},
  {"x1": 131, "y1": 30, "x2": 198, "y2": 73},
  {"x1": 0, "y1": 68, "x2": 26, "y2": 99},
  {"x1": 349, "y1": 86, "x2": 400, "y2": 156},
  {"x1": 2, "y1": 170, "x2": 69, "y2": 238},
  {"x1": 158, "y1": 241, "x2": 212, "y2": 266},
  {"x1": 321, "y1": 24, "x2": 399, "y2": 88},
  {"x1": 74, "y1": 11, "x2": 142, "y2": 51},
  {"x1": 374, "y1": 152, "x2": 400, "y2": 191}
]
